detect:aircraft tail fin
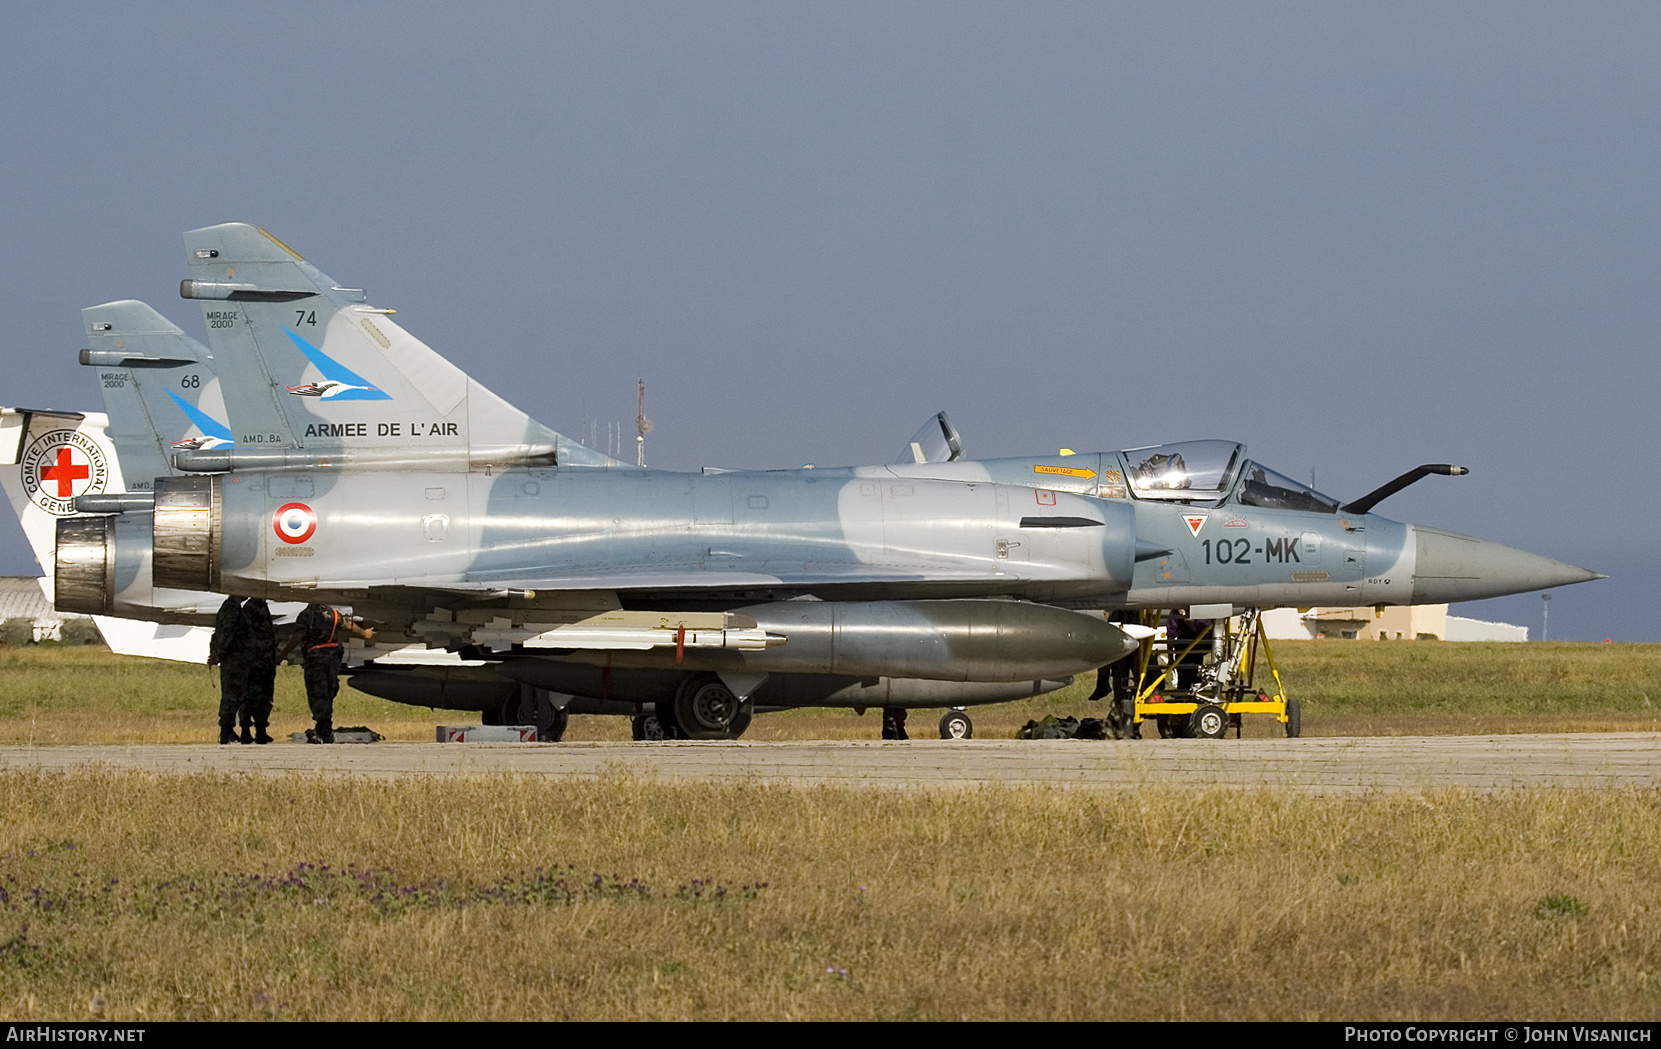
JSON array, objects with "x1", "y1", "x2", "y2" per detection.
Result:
[
  {"x1": 79, "y1": 301, "x2": 229, "y2": 490},
  {"x1": 180, "y1": 223, "x2": 612, "y2": 467},
  {"x1": 0, "y1": 409, "x2": 124, "y2": 585}
]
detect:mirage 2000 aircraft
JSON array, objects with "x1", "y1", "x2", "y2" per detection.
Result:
[{"x1": 34, "y1": 223, "x2": 1600, "y2": 741}]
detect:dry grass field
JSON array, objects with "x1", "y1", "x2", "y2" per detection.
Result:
[
  {"x1": 0, "y1": 640, "x2": 1657, "y2": 744},
  {"x1": 0, "y1": 770, "x2": 1656, "y2": 1021}
]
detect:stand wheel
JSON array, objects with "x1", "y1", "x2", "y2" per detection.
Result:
[{"x1": 1190, "y1": 703, "x2": 1227, "y2": 739}]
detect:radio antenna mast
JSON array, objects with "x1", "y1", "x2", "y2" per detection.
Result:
[{"x1": 636, "y1": 379, "x2": 652, "y2": 467}]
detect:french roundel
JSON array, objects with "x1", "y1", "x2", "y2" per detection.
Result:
[{"x1": 273, "y1": 502, "x2": 317, "y2": 545}]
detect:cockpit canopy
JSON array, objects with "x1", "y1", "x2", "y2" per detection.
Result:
[
  {"x1": 1122, "y1": 441, "x2": 1242, "y2": 500},
  {"x1": 1235, "y1": 463, "x2": 1340, "y2": 515},
  {"x1": 1118, "y1": 440, "x2": 1339, "y2": 513},
  {"x1": 895, "y1": 411, "x2": 964, "y2": 465}
]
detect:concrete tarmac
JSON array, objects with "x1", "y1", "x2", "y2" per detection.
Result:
[{"x1": 0, "y1": 733, "x2": 1656, "y2": 793}]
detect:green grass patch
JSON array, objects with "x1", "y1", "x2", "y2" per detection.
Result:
[
  {"x1": 1272, "y1": 640, "x2": 1661, "y2": 715},
  {"x1": 0, "y1": 640, "x2": 1657, "y2": 743}
]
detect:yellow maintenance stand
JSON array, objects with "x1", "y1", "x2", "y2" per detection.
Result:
[{"x1": 1125, "y1": 608, "x2": 1300, "y2": 739}]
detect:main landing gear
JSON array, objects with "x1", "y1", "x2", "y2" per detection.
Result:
[
  {"x1": 485, "y1": 685, "x2": 571, "y2": 742},
  {"x1": 632, "y1": 673, "x2": 755, "y2": 741}
]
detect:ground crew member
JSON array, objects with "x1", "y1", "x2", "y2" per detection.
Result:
[
  {"x1": 279, "y1": 603, "x2": 375, "y2": 744},
  {"x1": 240, "y1": 598, "x2": 278, "y2": 744},
  {"x1": 207, "y1": 595, "x2": 255, "y2": 744}
]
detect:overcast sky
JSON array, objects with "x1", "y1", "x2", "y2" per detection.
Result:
[{"x1": 2, "y1": 2, "x2": 1653, "y2": 640}]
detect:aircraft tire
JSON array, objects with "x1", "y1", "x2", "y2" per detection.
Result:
[
  {"x1": 1190, "y1": 703, "x2": 1227, "y2": 739},
  {"x1": 1284, "y1": 697, "x2": 1302, "y2": 738},
  {"x1": 726, "y1": 701, "x2": 754, "y2": 740},
  {"x1": 541, "y1": 708, "x2": 569, "y2": 743},
  {"x1": 634, "y1": 713, "x2": 671, "y2": 741},
  {"x1": 938, "y1": 710, "x2": 973, "y2": 739},
  {"x1": 652, "y1": 700, "x2": 692, "y2": 740},
  {"x1": 672, "y1": 674, "x2": 739, "y2": 740}
]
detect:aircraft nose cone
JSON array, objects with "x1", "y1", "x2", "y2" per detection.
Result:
[{"x1": 1412, "y1": 527, "x2": 1602, "y2": 603}]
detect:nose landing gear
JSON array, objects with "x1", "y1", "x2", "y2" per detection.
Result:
[{"x1": 1124, "y1": 608, "x2": 1301, "y2": 739}]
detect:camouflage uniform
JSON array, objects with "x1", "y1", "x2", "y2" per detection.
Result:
[
  {"x1": 880, "y1": 706, "x2": 909, "y2": 740},
  {"x1": 241, "y1": 598, "x2": 277, "y2": 743},
  {"x1": 209, "y1": 596, "x2": 255, "y2": 744},
  {"x1": 295, "y1": 603, "x2": 347, "y2": 743}
]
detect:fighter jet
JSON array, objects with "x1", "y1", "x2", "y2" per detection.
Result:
[
  {"x1": 30, "y1": 292, "x2": 1137, "y2": 740},
  {"x1": 42, "y1": 223, "x2": 1599, "y2": 741},
  {"x1": 20, "y1": 306, "x2": 1097, "y2": 739}
]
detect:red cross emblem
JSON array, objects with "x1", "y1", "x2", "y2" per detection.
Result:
[
  {"x1": 41, "y1": 447, "x2": 91, "y2": 497},
  {"x1": 21, "y1": 429, "x2": 109, "y2": 515}
]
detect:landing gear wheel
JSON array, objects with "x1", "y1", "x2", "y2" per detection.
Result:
[
  {"x1": 633, "y1": 713, "x2": 671, "y2": 741},
  {"x1": 726, "y1": 701, "x2": 754, "y2": 740},
  {"x1": 881, "y1": 707, "x2": 909, "y2": 740},
  {"x1": 1190, "y1": 703, "x2": 1227, "y2": 739},
  {"x1": 652, "y1": 700, "x2": 692, "y2": 740},
  {"x1": 673, "y1": 674, "x2": 740, "y2": 740},
  {"x1": 938, "y1": 710, "x2": 972, "y2": 739},
  {"x1": 1284, "y1": 696, "x2": 1301, "y2": 738},
  {"x1": 541, "y1": 707, "x2": 570, "y2": 743}
]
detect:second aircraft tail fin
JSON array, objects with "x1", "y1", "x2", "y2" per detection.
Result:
[{"x1": 79, "y1": 300, "x2": 231, "y2": 491}]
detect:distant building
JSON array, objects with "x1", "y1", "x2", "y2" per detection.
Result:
[
  {"x1": 1260, "y1": 604, "x2": 1527, "y2": 642},
  {"x1": 0, "y1": 576, "x2": 88, "y2": 642},
  {"x1": 1442, "y1": 615, "x2": 1529, "y2": 642}
]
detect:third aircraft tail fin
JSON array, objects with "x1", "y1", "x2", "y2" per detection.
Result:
[{"x1": 0, "y1": 408, "x2": 123, "y2": 585}]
